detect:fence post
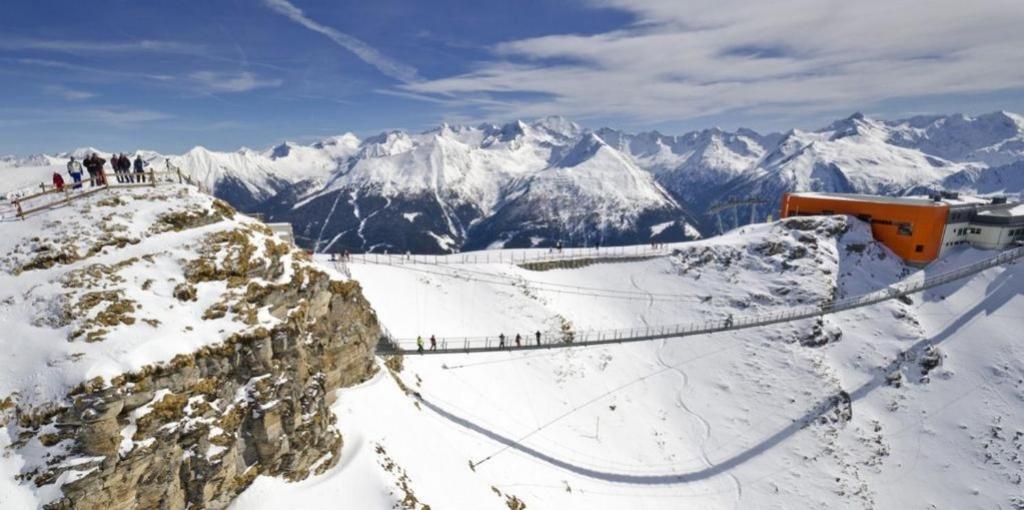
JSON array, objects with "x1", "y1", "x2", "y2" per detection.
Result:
[{"x1": 149, "y1": 169, "x2": 156, "y2": 187}]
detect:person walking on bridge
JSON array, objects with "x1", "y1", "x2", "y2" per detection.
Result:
[
  {"x1": 430, "y1": 334, "x2": 437, "y2": 351},
  {"x1": 515, "y1": 333, "x2": 521, "y2": 347},
  {"x1": 67, "y1": 157, "x2": 83, "y2": 189},
  {"x1": 535, "y1": 330, "x2": 541, "y2": 346},
  {"x1": 498, "y1": 333, "x2": 506, "y2": 349},
  {"x1": 416, "y1": 336, "x2": 424, "y2": 354}
]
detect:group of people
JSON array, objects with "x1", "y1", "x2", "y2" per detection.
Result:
[
  {"x1": 415, "y1": 331, "x2": 544, "y2": 353},
  {"x1": 54, "y1": 153, "x2": 148, "y2": 191},
  {"x1": 328, "y1": 250, "x2": 352, "y2": 262},
  {"x1": 110, "y1": 153, "x2": 147, "y2": 184}
]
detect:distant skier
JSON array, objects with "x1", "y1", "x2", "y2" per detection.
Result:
[
  {"x1": 515, "y1": 333, "x2": 521, "y2": 347},
  {"x1": 416, "y1": 336, "x2": 425, "y2": 354},
  {"x1": 535, "y1": 330, "x2": 541, "y2": 346},
  {"x1": 498, "y1": 333, "x2": 506, "y2": 349},
  {"x1": 430, "y1": 334, "x2": 437, "y2": 351},
  {"x1": 51, "y1": 171, "x2": 65, "y2": 191},
  {"x1": 66, "y1": 157, "x2": 83, "y2": 189}
]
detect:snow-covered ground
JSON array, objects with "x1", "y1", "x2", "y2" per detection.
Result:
[{"x1": 235, "y1": 217, "x2": 1024, "y2": 509}]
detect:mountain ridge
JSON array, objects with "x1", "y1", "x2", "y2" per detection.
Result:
[{"x1": 4, "y1": 111, "x2": 1023, "y2": 253}]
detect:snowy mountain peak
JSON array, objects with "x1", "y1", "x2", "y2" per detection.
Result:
[
  {"x1": 531, "y1": 115, "x2": 583, "y2": 138},
  {"x1": 313, "y1": 132, "x2": 360, "y2": 149}
]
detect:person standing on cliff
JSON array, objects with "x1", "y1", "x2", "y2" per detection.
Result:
[{"x1": 67, "y1": 156, "x2": 83, "y2": 189}]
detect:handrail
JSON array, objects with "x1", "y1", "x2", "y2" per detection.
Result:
[
  {"x1": 9, "y1": 168, "x2": 194, "y2": 220},
  {"x1": 378, "y1": 245, "x2": 1024, "y2": 356},
  {"x1": 342, "y1": 244, "x2": 676, "y2": 267}
]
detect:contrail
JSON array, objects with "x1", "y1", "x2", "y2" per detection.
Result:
[{"x1": 263, "y1": 0, "x2": 419, "y2": 83}]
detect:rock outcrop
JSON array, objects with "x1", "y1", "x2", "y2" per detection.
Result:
[{"x1": 0, "y1": 187, "x2": 381, "y2": 509}]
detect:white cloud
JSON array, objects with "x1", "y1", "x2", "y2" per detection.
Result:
[
  {"x1": 0, "y1": 107, "x2": 172, "y2": 127},
  {"x1": 401, "y1": 0, "x2": 1024, "y2": 123},
  {"x1": 189, "y1": 71, "x2": 283, "y2": 93},
  {"x1": 263, "y1": 0, "x2": 419, "y2": 83},
  {"x1": 42, "y1": 85, "x2": 96, "y2": 101},
  {"x1": 0, "y1": 38, "x2": 203, "y2": 55}
]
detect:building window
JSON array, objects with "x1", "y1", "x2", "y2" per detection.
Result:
[
  {"x1": 915, "y1": 244, "x2": 924, "y2": 252},
  {"x1": 898, "y1": 223, "x2": 913, "y2": 236}
]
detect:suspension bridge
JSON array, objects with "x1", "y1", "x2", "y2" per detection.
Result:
[{"x1": 374, "y1": 245, "x2": 1024, "y2": 356}]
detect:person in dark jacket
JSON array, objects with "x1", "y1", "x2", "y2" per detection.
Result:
[
  {"x1": 112, "y1": 153, "x2": 122, "y2": 183},
  {"x1": 535, "y1": 330, "x2": 541, "y2": 346},
  {"x1": 84, "y1": 153, "x2": 104, "y2": 186},
  {"x1": 94, "y1": 153, "x2": 108, "y2": 185},
  {"x1": 498, "y1": 333, "x2": 506, "y2": 349},
  {"x1": 83, "y1": 154, "x2": 96, "y2": 186},
  {"x1": 429, "y1": 334, "x2": 437, "y2": 351},
  {"x1": 120, "y1": 153, "x2": 131, "y2": 183},
  {"x1": 133, "y1": 154, "x2": 146, "y2": 183},
  {"x1": 515, "y1": 333, "x2": 522, "y2": 347}
]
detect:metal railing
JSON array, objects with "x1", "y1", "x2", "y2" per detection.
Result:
[
  {"x1": 5, "y1": 167, "x2": 196, "y2": 220},
  {"x1": 378, "y1": 245, "x2": 1024, "y2": 356},
  {"x1": 342, "y1": 243, "x2": 680, "y2": 268}
]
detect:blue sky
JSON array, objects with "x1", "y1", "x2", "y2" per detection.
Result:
[{"x1": 2, "y1": 0, "x2": 1023, "y2": 155}]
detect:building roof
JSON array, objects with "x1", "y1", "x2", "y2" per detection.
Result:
[{"x1": 787, "y1": 192, "x2": 946, "y2": 207}]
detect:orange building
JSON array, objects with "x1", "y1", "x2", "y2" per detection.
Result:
[{"x1": 780, "y1": 192, "x2": 950, "y2": 264}]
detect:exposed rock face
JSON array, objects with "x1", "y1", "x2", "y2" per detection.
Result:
[{"x1": 38, "y1": 269, "x2": 380, "y2": 510}]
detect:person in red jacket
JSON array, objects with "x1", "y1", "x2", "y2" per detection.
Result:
[{"x1": 52, "y1": 171, "x2": 65, "y2": 191}]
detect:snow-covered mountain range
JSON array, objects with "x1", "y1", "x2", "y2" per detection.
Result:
[{"x1": 4, "y1": 111, "x2": 1024, "y2": 253}]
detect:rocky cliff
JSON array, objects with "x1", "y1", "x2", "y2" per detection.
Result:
[{"x1": 0, "y1": 185, "x2": 381, "y2": 509}]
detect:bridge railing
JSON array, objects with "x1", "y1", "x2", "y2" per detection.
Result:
[
  {"x1": 344, "y1": 243, "x2": 680, "y2": 267},
  {"x1": 379, "y1": 245, "x2": 1024, "y2": 355}
]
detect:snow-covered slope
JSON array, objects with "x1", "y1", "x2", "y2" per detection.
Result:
[
  {"x1": 228, "y1": 215, "x2": 1024, "y2": 509},
  {"x1": 0, "y1": 183, "x2": 381, "y2": 508}
]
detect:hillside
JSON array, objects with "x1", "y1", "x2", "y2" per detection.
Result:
[
  {"x1": 228, "y1": 216, "x2": 1024, "y2": 509},
  {"x1": 0, "y1": 184, "x2": 381, "y2": 508}
]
